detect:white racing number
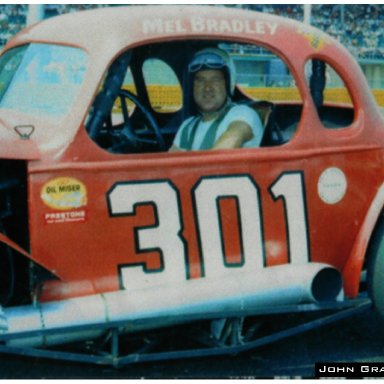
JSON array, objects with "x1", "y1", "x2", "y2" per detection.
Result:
[
  {"x1": 193, "y1": 175, "x2": 264, "y2": 276},
  {"x1": 107, "y1": 172, "x2": 310, "y2": 288},
  {"x1": 108, "y1": 180, "x2": 186, "y2": 289},
  {"x1": 270, "y1": 172, "x2": 310, "y2": 264}
]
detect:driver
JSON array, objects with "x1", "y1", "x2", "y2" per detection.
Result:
[{"x1": 170, "y1": 48, "x2": 263, "y2": 151}]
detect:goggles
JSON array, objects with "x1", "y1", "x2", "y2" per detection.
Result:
[{"x1": 188, "y1": 53, "x2": 227, "y2": 73}]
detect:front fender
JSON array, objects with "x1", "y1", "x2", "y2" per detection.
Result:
[{"x1": 342, "y1": 182, "x2": 384, "y2": 297}]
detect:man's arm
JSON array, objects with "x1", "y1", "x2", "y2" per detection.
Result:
[
  {"x1": 169, "y1": 144, "x2": 183, "y2": 152},
  {"x1": 212, "y1": 121, "x2": 254, "y2": 150}
]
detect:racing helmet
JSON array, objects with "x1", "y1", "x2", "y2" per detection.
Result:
[{"x1": 188, "y1": 48, "x2": 236, "y2": 96}]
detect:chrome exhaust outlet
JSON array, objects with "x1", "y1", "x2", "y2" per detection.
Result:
[{"x1": 0, "y1": 262, "x2": 342, "y2": 347}]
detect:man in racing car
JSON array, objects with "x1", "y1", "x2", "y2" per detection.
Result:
[{"x1": 169, "y1": 48, "x2": 263, "y2": 151}]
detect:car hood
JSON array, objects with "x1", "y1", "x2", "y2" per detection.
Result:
[
  {"x1": 0, "y1": 107, "x2": 79, "y2": 160},
  {"x1": 0, "y1": 111, "x2": 42, "y2": 160}
]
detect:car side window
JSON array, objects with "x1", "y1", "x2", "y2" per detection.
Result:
[
  {"x1": 142, "y1": 59, "x2": 182, "y2": 113},
  {"x1": 306, "y1": 59, "x2": 355, "y2": 129},
  {"x1": 86, "y1": 41, "x2": 304, "y2": 154}
]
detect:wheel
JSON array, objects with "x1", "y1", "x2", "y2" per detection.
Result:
[
  {"x1": 109, "y1": 89, "x2": 166, "y2": 153},
  {"x1": 367, "y1": 215, "x2": 384, "y2": 317}
]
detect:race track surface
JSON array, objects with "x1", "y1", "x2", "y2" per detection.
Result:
[{"x1": 0, "y1": 308, "x2": 383, "y2": 379}]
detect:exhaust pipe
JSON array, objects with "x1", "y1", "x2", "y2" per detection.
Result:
[{"x1": 0, "y1": 263, "x2": 342, "y2": 347}]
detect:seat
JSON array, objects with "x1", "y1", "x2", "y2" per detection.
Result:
[{"x1": 248, "y1": 100, "x2": 286, "y2": 147}]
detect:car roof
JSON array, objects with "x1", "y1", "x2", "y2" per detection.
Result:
[
  {"x1": 7, "y1": 5, "x2": 369, "y2": 99},
  {"x1": 7, "y1": 5, "x2": 370, "y2": 101},
  {"x1": 2, "y1": 5, "x2": 380, "y2": 159},
  {"x1": 7, "y1": 6, "x2": 340, "y2": 57}
]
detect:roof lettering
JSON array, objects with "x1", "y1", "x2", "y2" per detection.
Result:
[{"x1": 142, "y1": 17, "x2": 278, "y2": 35}]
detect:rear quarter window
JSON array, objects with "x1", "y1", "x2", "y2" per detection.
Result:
[{"x1": 305, "y1": 58, "x2": 355, "y2": 129}]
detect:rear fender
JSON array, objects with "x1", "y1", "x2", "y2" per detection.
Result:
[{"x1": 343, "y1": 182, "x2": 384, "y2": 297}]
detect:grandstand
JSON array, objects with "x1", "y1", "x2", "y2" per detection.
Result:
[
  {"x1": 0, "y1": 4, "x2": 27, "y2": 46},
  {"x1": 0, "y1": 4, "x2": 383, "y2": 92}
]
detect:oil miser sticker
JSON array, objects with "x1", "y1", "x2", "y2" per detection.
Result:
[
  {"x1": 41, "y1": 177, "x2": 88, "y2": 224},
  {"x1": 41, "y1": 177, "x2": 87, "y2": 210}
]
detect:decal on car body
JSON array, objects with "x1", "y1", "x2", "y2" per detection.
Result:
[
  {"x1": 108, "y1": 172, "x2": 310, "y2": 289},
  {"x1": 142, "y1": 17, "x2": 278, "y2": 35},
  {"x1": 41, "y1": 177, "x2": 87, "y2": 210},
  {"x1": 318, "y1": 167, "x2": 347, "y2": 204},
  {"x1": 41, "y1": 177, "x2": 88, "y2": 224}
]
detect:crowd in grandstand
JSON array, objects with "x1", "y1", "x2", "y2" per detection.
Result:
[
  {"x1": 311, "y1": 4, "x2": 384, "y2": 60},
  {"x1": 245, "y1": 4, "x2": 384, "y2": 60},
  {"x1": 0, "y1": 4, "x2": 384, "y2": 60},
  {"x1": 0, "y1": 4, "x2": 27, "y2": 46}
]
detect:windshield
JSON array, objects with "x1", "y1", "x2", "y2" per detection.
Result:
[{"x1": 0, "y1": 43, "x2": 87, "y2": 118}]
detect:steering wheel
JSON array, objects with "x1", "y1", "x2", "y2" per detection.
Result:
[{"x1": 109, "y1": 89, "x2": 166, "y2": 153}]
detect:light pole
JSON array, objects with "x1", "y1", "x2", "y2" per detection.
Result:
[
  {"x1": 26, "y1": 4, "x2": 44, "y2": 26},
  {"x1": 304, "y1": 4, "x2": 312, "y2": 25}
]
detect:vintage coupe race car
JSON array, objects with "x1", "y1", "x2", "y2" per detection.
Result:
[{"x1": 0, "y1": 5, "x2": 383, "y2": 366}]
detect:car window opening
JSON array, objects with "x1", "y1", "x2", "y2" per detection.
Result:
[
  {"x1": 306, "y1": 58, "x2": 355, "y2": 129},
  {"x1": 85, "y1": 40, "x2": 304, "y2": 155}
]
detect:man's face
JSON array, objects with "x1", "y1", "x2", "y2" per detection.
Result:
[{"x1": 193, "y1": 69, "x2": 227, "y2": 116}]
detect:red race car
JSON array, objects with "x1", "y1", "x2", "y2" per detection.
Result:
[{"x1": 0, "y1": 5, "x2": 383, "y2": 366}]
